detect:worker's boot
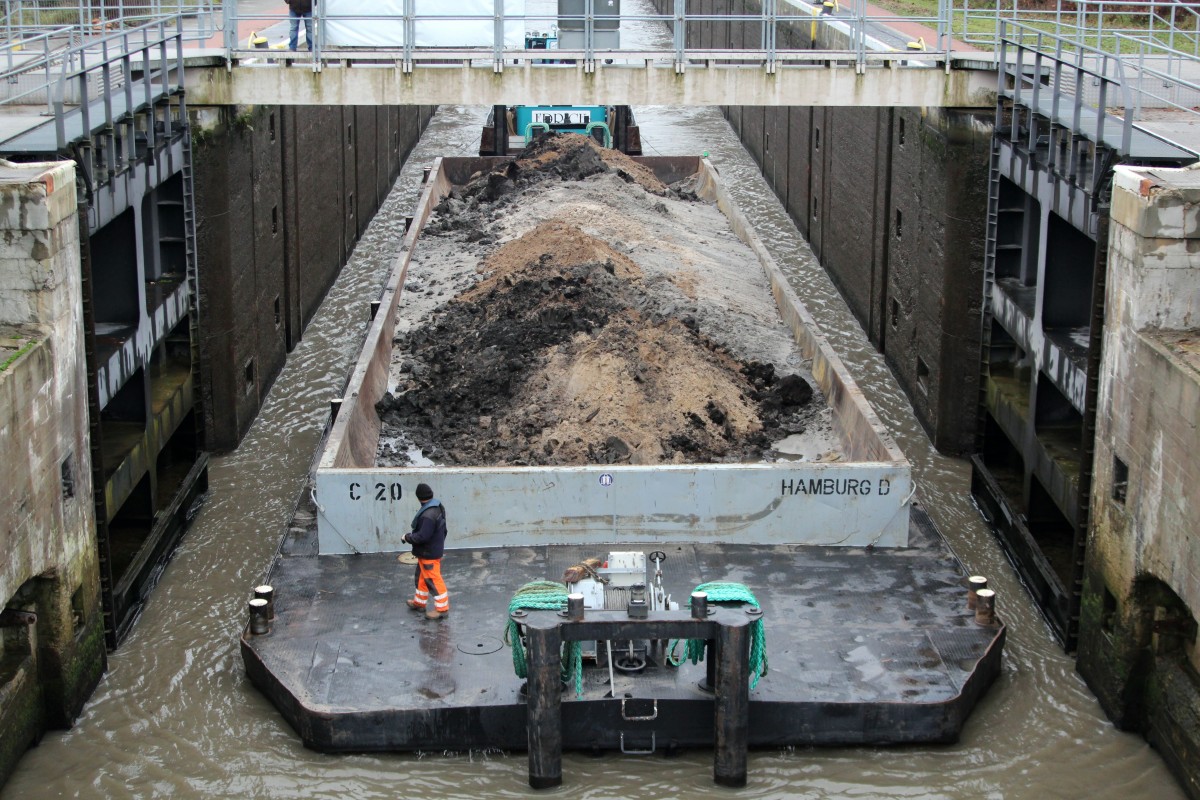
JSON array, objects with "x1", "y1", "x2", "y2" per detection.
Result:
[
  {"x1": 425, "y1": 607, "x2": 448, "y2": 621},
  {"x1": 406, "y1": 600, "x2": 425, "y2": 611}
]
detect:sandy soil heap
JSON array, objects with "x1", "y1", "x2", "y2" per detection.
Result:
[{"x1": 376, "y1": 133, "x2": 831, "y2": 467}]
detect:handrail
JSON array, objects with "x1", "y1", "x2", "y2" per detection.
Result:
[
  {"x1": 220, "y1": 0, "x2": 961, "y2": 73},
  {"x1": 1113, "y1": 32, "x2": 1200, "y2": 123},
  {"x1": 1001, "y1": 20, "x2": 1135, "y2": 156},
  {"x1": 957, "y1": 0, "x2": 1200, "y2": 55},
  {"x1": 0, "y1": 25, "x2": 77, "y2": 112},
  {"x1": 0, "y1": 0, "x2": 215, "y2": 42},
  {"x1": 49, "y1": 15, "x2": 185, "y2": 151}
]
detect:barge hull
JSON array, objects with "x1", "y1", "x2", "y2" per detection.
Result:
[{"x1": 242, "y1": 508, "x2": 1004, "y2": 753}]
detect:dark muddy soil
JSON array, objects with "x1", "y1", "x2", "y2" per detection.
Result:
[{"x1": 376, "y1": 133, "x2": 819, "y2": 467}]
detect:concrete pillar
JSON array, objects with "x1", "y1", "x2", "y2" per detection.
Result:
[
  {"x1": 0, "y1": 159, "x2": 106, "y2": 786},
  {"x1": 1076, "y1": 164, "x2": 1200, "y2": 798}
]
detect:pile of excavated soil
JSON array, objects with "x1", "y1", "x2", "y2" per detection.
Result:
[{"x1": 376, "y1": 133, "x2": 838, "y2": 467}]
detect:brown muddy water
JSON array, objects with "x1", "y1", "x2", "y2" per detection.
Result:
[{"x1": 2, "y1": 102, "x2": 1184, "y2": 800}]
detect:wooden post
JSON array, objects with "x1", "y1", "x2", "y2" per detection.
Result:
[
  {"x1": 525, "y1": 623, "x2": 563, "y2": 789},
  {"x1": 713, "y1": 621, "x2": 750, "y2": 787}
]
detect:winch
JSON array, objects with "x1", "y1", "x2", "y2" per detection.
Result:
[{"x1": 564, "y1": 550, "x2": 678, "y2": 682}]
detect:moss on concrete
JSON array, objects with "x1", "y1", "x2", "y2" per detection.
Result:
[
  {"x1": 39, "y1": 606, "x2": 106, "y2": 728},
  {"x1": 0, "y1": 654, "x2": 44, "y2": 790}
]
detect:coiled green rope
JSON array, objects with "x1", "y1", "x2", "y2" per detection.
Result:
[
  {"x1": 667, "y1": 581, "x2": 768, "y2": 690},
  {"x1": 503, "y1": 580, "x2": 584, "y2": 697}
]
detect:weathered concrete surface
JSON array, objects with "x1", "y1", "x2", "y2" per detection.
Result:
[
  {"x1": 183, "y1": 54, "x2": 997, "y2": 109},
  {"x1": 191, "y1": 104, "x2": 434, "y2": 452},
  {"x1": 1078, "y1": 164, "x2": 1200, "y2": 800},
  {"x1": 0, "y1": 161, "x2": 106, "y2": 787}
]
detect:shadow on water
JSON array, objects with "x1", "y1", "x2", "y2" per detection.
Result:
[{"x1": 1, "y1": 100, "x2": 1183, "y2": 799}]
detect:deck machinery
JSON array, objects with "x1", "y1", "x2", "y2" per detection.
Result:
[{"x1": 480, "y1": 104, "x2": 642, "y2": 156}]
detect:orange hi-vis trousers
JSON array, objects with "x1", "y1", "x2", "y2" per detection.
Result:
[{"x1": 411, "y1": 558, "x2": 449, "y2": 612}]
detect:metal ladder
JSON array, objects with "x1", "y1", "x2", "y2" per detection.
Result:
[
  {"x1": 973, "y1": 130, "x2": 1003, "y2": 454},
  {"x1": 179, "y1": 97, "x2": 206, "y2": 452}
]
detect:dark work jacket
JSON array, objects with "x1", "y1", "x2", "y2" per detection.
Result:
[
  {"x1": 287, "y1": 0, "x2": 313, "y2": 14},
  {"x1": 408, "y1": 499, "x2": 447, "y2": 559}
]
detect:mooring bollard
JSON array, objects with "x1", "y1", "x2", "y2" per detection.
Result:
[
  {"x1": 254, "y1": 585, "x2": 275, "y2": 620},
  {"x1": 691, "y1": 591, "x2": 708, "y2": 619},
  {"x1": 566, "y1": 593, "x2": 584, "y2": 621},
  {"x1": 421, "y1": 166, "x2": 431, "y2": 184},
  {"x1": 248, "y1": 598, "x2": 270, "y2": 635},
  {"x1": 974, "y1": 588, "x2": 996, "y2": 625},
  {"x1": 369, "y1": 299, "x2": 381, "y2": 320},
  {"x1": 967, "y1": 576, "x2": 988, "y2": 610}
]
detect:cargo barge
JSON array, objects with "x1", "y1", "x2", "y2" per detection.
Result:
[{"x1": 241, "y1": 141, "x2": 1005, "y2": 788}]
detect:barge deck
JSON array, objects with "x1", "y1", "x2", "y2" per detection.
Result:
[{"x1": 244, "y1": 507, "x2": 1004, "y2": 754}]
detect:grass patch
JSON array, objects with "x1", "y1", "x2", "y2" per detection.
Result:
[
  {"x1": 867, "y1": 1, "x2": 1200, "y2": 55},
  {"x1": 0, "y1": 340, "x2": 37, "y2": 373}
]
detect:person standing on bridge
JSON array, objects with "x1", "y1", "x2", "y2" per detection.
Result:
[
  {"x1": 404, "y1": 483, "x2": 451, "y2": 620},
  {"x1": 286, "y1": 0, "x2": 313, "y2": 52}
]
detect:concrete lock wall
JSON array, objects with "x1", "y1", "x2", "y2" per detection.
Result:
[
  {"x1": 0, "y1": 161, "x2": 106, "y2": 787},
  {"x1": 191, "y1": 104, "x2": 434, "y2": 452},
  {"x1": 724, "y1": 104, "x2": 991, "y2": 456},
  {"x1": 1078, "y1": 165, "x2": 1200, "y2": 800}
]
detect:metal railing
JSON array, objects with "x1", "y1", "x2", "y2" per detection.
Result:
[
  {"x1": 221, "y1": 0, "x2": 959, "y2": 73},
  {"x1": 956, "y1": 0, "x2": 1200, "y2": 56},
  {"x1": 52, "y1": 15, "x2": 185, "y2": 154},
  {"x1": 0, "y1": 13, "x2": 186, "y2": 158},
  {"x1": 2, "y1": 0, "x2": 215, "y2": 41},
  {"x1": 1000, "y1": 20, "x2": 1133, "y2": 160},
  {"x1": 1116, "y1": 32, "x2": 1200, "y2": 122},
  {"x1": 218, "y1": 0, "x2": 1200, "y2": 72},
  {"x1": 999, "y1": 19, "x2": 1200, "y2": 161},
  {"x1": 0, "y1": 25, "x2": 76, "y2": 110}
]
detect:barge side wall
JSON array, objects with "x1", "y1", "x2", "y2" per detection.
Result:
[{"x1": 314, "y1": 157, "x2": 911, "y2": 553}]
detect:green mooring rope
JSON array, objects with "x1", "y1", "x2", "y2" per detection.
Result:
[
  {"x1": 667, "y1": 581, "x2": 769, "y2": 690},
  {"x1": 503, "y1": 580, "x2": 584, "y2": 697}
]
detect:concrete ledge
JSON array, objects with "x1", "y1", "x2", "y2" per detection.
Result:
[
  {"x1": 1113, "y1": 165, "x2": 1200, "y2": 239},
  {"x1": 184, "y1": 56, "x2": 996, "y2": 107}
]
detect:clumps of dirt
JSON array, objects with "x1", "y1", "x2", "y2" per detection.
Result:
[
  {"x1": 423, "y1": 133, "x2": 674, "y2": 246},
  {"x1": 376, "y1": 133, "x2": 823, "y2": 467},
  {"x1": 459, "y1": 220, "x2": 644, "y2": 302}
]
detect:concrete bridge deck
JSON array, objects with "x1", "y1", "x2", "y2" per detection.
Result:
[{"x1": 181, "y1": 49, "x2": 997, "y2": 108}]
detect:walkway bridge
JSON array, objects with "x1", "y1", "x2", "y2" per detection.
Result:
[
  {"x1": 187, "y1": 0, "x2": 998, "y2": 108},
  {"x1": 4, "y1": 1, "x2": 1200, "y2": 131}
]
